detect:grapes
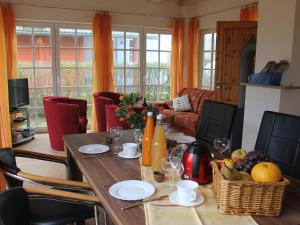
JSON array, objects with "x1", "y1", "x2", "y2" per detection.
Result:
[{"x1": 234, "y1": 151, "x2": 270, "y2": 173}]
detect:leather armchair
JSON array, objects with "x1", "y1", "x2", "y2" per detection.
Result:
[
  {"x1": 93, "y1": 92, "x2": 121, "y2": 131},
  {"x1": 43, "y1": 96, "x2": 88, "y2": 151}
]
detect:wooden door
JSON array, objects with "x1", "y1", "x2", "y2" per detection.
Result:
[{"x1": 215, "y1": 21, "x2": 257, "y2": 104}]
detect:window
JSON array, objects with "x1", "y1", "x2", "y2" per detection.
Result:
[
  {"x1": 16, "y1": 25, "x2": 53, "y2": 128},
  {"x1": 112, "y1": 31, "x2": 140, "y2": 93},
  {"x1": 201, "y1": 31, "x2": 217, "y2": 89},
  {"x1": 16, "y1": 24, "x2": 93, "y2": 130},
  {"x1": 58, "y1": 28, "x2": 93, "y2": 120},
  {"x1": 112, "y1": 29, "x2": 172, "y2": 101},
  {"x1": 146, "y1": 33, "x2": 171, "y2": 101}
]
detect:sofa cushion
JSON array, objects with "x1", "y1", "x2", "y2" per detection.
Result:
[
  {"x1": 197, "y1": 90, "x2": 214, "y2": 115},
  {"x1": 173, "y1": 113, "x2": 199, "y2": 130},
  {"x1": 173, "y1": 95, "x2": 192, "y2": 112},
  {"x1": 180, "y1": 88, "x2": 213, "y2": 113}
]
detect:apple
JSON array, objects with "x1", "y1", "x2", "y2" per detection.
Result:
[
  {"x1": 251, "y1": 162, "x2": 282, "y2": 182},
  {"x1": 231, "y1": 149, "x2": 247, "y2": 163}
]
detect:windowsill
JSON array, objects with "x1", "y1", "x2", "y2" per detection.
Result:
[{"x1": 240, "y1": 82, "x2": 300, "y2": 90}]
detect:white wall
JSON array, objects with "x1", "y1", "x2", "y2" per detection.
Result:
[{"x1": 4, "y1": 0, "x2": 181, "y2": 28}]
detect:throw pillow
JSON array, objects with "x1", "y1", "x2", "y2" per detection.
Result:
[{"x1": 173, "y1": 95, "x2": 192, "y2": 112}]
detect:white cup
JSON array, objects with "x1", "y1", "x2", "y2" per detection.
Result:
[
  {"x1": 122, "y1": 143, "x2": 137, "y2": 157},
  {"x1": 176, "y1": 180, "x2": 198, "y2": 203}
]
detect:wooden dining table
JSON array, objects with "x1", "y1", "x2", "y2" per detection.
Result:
[{"x1": 63, "y1": 131, "x2": 300, "y2": 225}]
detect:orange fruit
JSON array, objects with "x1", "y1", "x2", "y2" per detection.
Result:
[{"x1": 251, "y1": 162, "x2": 282, "y2": 182}]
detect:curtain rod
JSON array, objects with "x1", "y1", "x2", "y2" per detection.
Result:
[
  {"x1": 190, "y1": 1, "x2": 258, "y2": 19},
  {"x1": 7, "y1": 2, "x2": 178, "y2": 20}
]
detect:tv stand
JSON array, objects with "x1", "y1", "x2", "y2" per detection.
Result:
[{"x1": 10, "y1": 106, "x2": 34, "y2": 146}]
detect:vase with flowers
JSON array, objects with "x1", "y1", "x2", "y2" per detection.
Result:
[{"x1": 115, "y1": 93, "x2": 158, "y2": 130}]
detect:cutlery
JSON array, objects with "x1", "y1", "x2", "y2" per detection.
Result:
[
  {"x1": 83, "y1": 152, "x2": 119, "y2": 159},
  {"x1": 121, "y1": 195, "x2": 168, "y2": 211}
]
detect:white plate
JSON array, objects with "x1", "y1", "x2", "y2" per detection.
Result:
[
  {"x1": 118, "y1": 151, "x2": 141, "y2": 159},
  {"x1": 168, "y1": 135, "x2": 196, "y2": 144},
  {"x1": 109, "y1": 180, "x2": 155, "y2": 201},
  {"x1": 78, "y1": 144, "x2": 110, "y2": 154},
  {"x1": 169, "y1": 191, "x2": 204, "y2": 207}
]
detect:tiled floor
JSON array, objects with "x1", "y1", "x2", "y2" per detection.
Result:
[{"x1": 15, "y1": 133, "x2": 109, "y2": 225}]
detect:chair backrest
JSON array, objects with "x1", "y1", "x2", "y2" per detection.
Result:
[
  {"x1": 255, "y1": 111, "x2": 300, "y2": 179},
  {"x1": 196, "y1": 100, "x2": 237, "y2": 145},
  {"x1": 0, "y1": 187, "x2": 29, "y2": 225},
  {"x1": 0, "y1": 148, "x2": 22, "y2": 188},
  {"x1": 94, "y1": 92, "x2": 121, "y2": 105}
]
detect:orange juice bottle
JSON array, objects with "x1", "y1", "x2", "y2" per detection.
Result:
[
  {"x1": 142, "y1": 112, "x2": 154, "y2": 166},
  {"x1": 151, "y1": 114, "x2": 167, "y2": 171}
]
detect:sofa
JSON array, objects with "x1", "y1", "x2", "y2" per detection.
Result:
[{"x1": 161, "y1": 88, "x2": 214, "y2": 137}]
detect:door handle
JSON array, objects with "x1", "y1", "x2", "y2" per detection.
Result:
[{"x1": 216, "y1": 81, "x2": 225, "y2": 85}]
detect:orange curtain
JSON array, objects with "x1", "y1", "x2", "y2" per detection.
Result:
[
  {"x1": 187, "y1": 18, "x2": 199, "y2": 88},
  {"x1": 171, "y1": 19, "x2": 184, "y2": 98},
  {"x1": 240, "y1": 5, "x2": 258, "y2": 21},
  {"x1": 91, "y1": 13, "x2": 114, "y2": 130}
]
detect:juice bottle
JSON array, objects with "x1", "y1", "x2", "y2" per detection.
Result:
[
  {"x1": 151, "y1": 114, "x2": 167, "y2": 171},
  {"x1": 142, "y1": 112, "x2": 154, "y2": 166}
]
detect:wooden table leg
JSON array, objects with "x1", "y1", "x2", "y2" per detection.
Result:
[{"x1": 65, "y1": 143, "x2": 83, "y2": 182}]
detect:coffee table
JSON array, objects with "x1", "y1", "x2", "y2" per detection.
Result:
[{"x1": 63, "y1": 131, "x2": 300, "y2": 225}]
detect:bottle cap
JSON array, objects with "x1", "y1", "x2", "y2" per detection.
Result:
[
  {"x1": 147, "y1": 112, "x2": 153, "y2": 116},
  {"x1": 157, "y1": 114, "x2": 162, "y2": 120}
]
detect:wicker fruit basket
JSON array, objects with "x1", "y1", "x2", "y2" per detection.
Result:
[{"x1": 211, "y1": 160, "x2": 290, "y2": 216}]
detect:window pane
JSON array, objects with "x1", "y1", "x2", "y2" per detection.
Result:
[
  {"x1": 213, "y1": 33, "x2": 217, "y2": 51},
  {"x1": 146, "y1": 69, "x2": 158, "y2": 85},
  {"x1": 87, "y1": 105, "x2": 92, "y2": 126},
  {"x1": 114, "y1": 69, "x2": 124, "y2": 86},
  {"x1": 36, "y1": 88, "x2": 53, "y2": 106},
  {"x1": 160, "y1": 52, "x2": 171, "y2": 68},
  {"x1": 126, "y1": 69, "x2": 139, "y2": 85},
  {"x1": 16, "y1": 26, "x2": 33, "y2": 47},
  {"x1": 125, "y1": 86, "x2": 140, "y2": 94},
  {"x1": 204, "y1": 33, "x2": 212, "y2": 51},
  {"x1": 160, "y1": 69, "x2": 170, "y2": 85},
  {"x1": 29, "y1": 89, "x2": 35, "y2": 107},
  {"x1": 17, "y1": 48, "x2": 33, "y2": 67},
  {"x1": 146, "y1": 51, "x2": 158, "y2": 68},
  {"x1": 78, "y1": 49, "x2": 93, "y2": 67},
  {"x1": 202, "y1": 70, "x2": 211, "y2": 87},
  {"x1": 115, "y1": 86, "x2": 124, "y2": 93},
  {"x1": 79, "y1": 69, "x2": 93, "y2": 86},
  {"x1": 61, "y1": 87, "x2": 78, "y2": 98},
  {"x1": 114, "y1": 50, "x2": 124, "y2": 67},
  {"x1": 29, "y1": 108, "x2": 37, "y2": 128},
  {"x1": 160, "y1": 34, "x2": 171, "y2": 51},
  {"x1": 60, "y1": 68, "x2": 77, "y2": 86},
  {"x1": 203, "y1": 52, "x2": 212, "y2": 69},
  {"x1": 113, "y1": 31, "x2": 124, "y2": 49},
  {"x1": 60, "y1": 49, "x2": 76, "y2": 67},
  {"x1": 35, "y1": 69, "x2": 53, "y2": 87},
  {"x1": 34, "y1": 34, "x2": 51, "y2": 46},
  {"x1": 59, "y1": 29, "x2": 75, "y2": 47},
  {"x1": 146, "y1": 86, "x2": 157, "y2": 101},
  {"x1": 36, "y1": 108, "x2": 46, "y2": 127},
  {"x1": 126, "y1": 32, "x2": 139, "y2": 50},
  {"x1": 78, "y1": 87, "x2": 92, "y2": 103},
  {"x1": 126, "y1": 51, "x2": 139, "y2": 67},
  {"x1": 147, "y1": 33, "x2": 158, "y2": 50},
  {"x1": 35, "y1": 48, "x2": 52, "y2": 67},
  {"x1": 18, "y1": 68, "x2": 34, "y2": 88},
  {"x1": 159, "y1": 86, "x2": 170, "y2": 101},
  {"x1": 77, "y1": 29, "x2": 93, "y2": 48}
]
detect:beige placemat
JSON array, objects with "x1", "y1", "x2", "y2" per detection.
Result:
[{"x1": 141, "y1": 165, "x2": 258, "y2": 225}]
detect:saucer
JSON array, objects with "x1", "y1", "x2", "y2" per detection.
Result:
[
  {"x1": 169, "y1": 191, "x2": 204, "y2": 207},
  {"x1": 118, "y1": 151, "x2": 141, "y2": 159}
]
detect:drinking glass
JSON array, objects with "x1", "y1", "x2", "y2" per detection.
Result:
[
  {"x1": 161, "y1": 158, "x2": 176, "y2": 192},
  {"x1": 133, "y1": 128, "x2": 143, "y2": 154},
  {"x1": 214, "y1": 137, "x2": 230, "y2": 160},
  {"x1": 109, "y1": 127, "x2": 123, "y2": 149},
  {"x1": 162, "y1": 122, "x2": 170, "y2": 135}
]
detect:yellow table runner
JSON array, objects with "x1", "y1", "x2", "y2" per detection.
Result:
[{"x1": 141, "y1": 166, "x2": 258, "y2": 225}]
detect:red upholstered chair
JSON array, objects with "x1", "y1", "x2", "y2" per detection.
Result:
[
  {"x1": 93, "y1": 92, "x2": 121, "y2": 131},
  {"x1": 105, "y1": 105, "x2": 129, "y2": 130},
  {"x1": 43, "y1": 96, "x2": 88, "y2": 151}
]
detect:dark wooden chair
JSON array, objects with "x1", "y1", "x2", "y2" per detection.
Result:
[
  {"x1": 255, "y1": 111, "x2": 300, "y2": 180},
  {"x1": 196, "y1": 100, "x2": 237, "y2": 147}
]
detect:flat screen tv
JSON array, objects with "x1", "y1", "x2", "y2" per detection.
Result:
[{"x1": 8, "y1": 78, "x2": 30, "y2": 109}]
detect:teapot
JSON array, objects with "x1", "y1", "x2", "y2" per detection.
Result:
[{"x1": 181, "y1": 141, "x2": 212, "y2": 184}]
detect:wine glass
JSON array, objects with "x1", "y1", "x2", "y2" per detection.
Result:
[
  {"x1": 161, "y1": 158, "x2": 175, "y2": 192},
  {"x1": 133, "y1": 128, "x2": 143, "y2": 154},
  {"x1": 214, "y1": 137, "x2": 230, "y2": 160}
]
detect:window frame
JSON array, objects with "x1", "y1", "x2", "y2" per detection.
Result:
[
  {"x1": 16, "y1": 21, "x2": 93, "y2": 132},
  {"x1": 112, "y1": 26, "x2": 172, "y2": 101},
  {"x1": 199, "y1": 29, "x2": 217, "y2": 90}
]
